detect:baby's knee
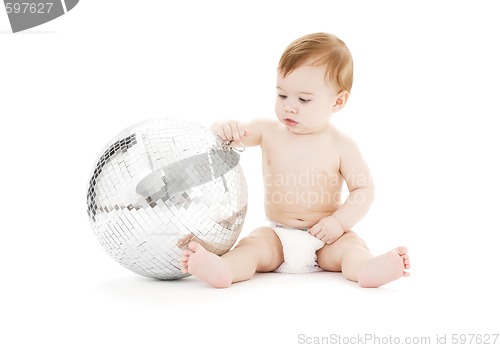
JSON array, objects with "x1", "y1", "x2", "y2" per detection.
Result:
[
  {"x1": 238, "y1": 227, "x2": 280, "y2": 249},
  {"x1": 339, "y1": 231, "x2": 368, "y2": 249},
  {"x1": 236, "y1": 234, "x2": 263, "y2": 248},
  {"x1": 236, "y1": 227, "x2": 283, "y2": 270}
]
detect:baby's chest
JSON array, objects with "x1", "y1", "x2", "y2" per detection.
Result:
[{"x1": 263, "y1": 140, "x2": 340, "y2": 176}]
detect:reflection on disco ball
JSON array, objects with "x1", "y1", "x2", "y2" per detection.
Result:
[{"x1": 86, "y1": 118, "x2": 248, "y2": 280}]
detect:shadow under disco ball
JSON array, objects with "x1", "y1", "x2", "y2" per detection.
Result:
[{"x1": 86, "y1": 118, "x2": 248, "y2": 280}]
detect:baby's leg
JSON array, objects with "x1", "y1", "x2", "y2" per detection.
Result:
[
  {"x1": 179, "y1": 227, "x2": 283, "y2": 288},
  {"x1": 316, "y1": 232, "x2": 410, "y2": 287}
]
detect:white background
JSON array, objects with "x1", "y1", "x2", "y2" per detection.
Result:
[{"x1": 1, "y1": 1, "x2": 499, "y2": 347}]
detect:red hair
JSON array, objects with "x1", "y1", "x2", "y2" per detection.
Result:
[{"x1": 278, "y1": 33, "x2": 354, "y2": 92}]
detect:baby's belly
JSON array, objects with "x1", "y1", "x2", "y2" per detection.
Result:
[{"x1": 264, "y1": 186, "x2": 342, "y2": 229}]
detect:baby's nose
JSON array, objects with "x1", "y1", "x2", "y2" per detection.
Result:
[{"x1": 284, "y1": 104, "x2": 297, "y2": 113}]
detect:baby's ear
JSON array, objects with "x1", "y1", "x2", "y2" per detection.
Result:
[{"x1": 332, "y1": 90, "x2": 349, "y2": 112}]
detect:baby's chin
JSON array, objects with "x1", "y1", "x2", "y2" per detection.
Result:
[
  {"x1": 287, "y1": 128, "x2": 315, "y2": 135},
  {"x1": 286, "y1": 124, "x2": 329, "y2": 135}
]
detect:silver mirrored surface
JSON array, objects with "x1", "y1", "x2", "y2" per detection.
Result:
[{"x1": 87, "y1": 118, "x2": 248, "y2": 279}]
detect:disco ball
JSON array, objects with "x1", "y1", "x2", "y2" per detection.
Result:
[{"x1": 86, "y1": 118, "x2": 248, "y2": 279}]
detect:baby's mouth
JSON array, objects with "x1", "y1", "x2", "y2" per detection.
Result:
[{"x1": 284, "y1": 118, "x2": 298, "y2": 126}]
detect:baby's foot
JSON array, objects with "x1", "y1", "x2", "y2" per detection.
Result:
[
  {"x1": 179, "y1": 241, "x2": 232, "y2": 288},
  {"x1": 358, "y1": 247, "x2": 411, "y2": 288}
]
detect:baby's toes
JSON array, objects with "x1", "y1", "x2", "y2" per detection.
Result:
[
  {"x1": 179, "y1": 254, "x2": 190, "y2": 272},
  {"x1": 404, "y1": 259, "x2": 411, "y2": 269},
  {"x1": 396, "y1": 246, "x2": 408, "y2": 256}
]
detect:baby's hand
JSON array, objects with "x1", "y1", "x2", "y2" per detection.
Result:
[
  {"x1": 308, "y1": 216, "x2": 344, "y2": 244},
  {"x1": 211, "y1": 120, "x2": 250, "y2": 146}
]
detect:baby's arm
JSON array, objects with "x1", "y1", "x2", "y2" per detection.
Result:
[
  {"x1": 210, "y1": 118, "x2": 271, "y2": 147},
  {"x1": 333, "y1": 135, "x2": 375, "y2": 231},
  {"x1": 308, "y1": 135, "x2": 374, "y2": 244}
]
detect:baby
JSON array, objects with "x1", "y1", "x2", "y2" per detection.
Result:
[{"x1": 179, "y1": 32, "x2": 410, "y2": 288}]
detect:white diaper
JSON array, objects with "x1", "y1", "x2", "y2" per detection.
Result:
[{"x1": 267, "y1": 219, "x2": 325, "y2": 273}]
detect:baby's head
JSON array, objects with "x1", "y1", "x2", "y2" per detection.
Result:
[
  {"x1": 275, "y1": 33, "x2": 353, "y2": 134},
  {"x1": 278, "y1": 32, "x2": 353, "y2": 94}
]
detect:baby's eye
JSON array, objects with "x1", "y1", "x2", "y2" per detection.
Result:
[
  {"x1": 278, "y1": 94, "x2": 287, "y2": 100},
  {"x1": 299, "y1": 97, "x2": 311, "y2": 103}
]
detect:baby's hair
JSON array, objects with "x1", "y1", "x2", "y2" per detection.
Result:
[{"x1": 278, "y1": 32, "x2": 353, "y2": 93}]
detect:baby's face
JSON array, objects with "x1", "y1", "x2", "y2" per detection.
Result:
[{"x1": 275, "y1": 64, "x2": 339, "y2": 135}]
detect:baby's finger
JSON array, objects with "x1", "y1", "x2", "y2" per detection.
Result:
[
  {"x1": 237, "y1": 126, "x2": 251, "y2": 140},
  {"x1": 238, "y1": 125, "x2": 248, "y2": 141},
  {"x1": 308, "y1": 224, "x2": 322, "y2": 236},
  {"x1": 216, "y1": 129, "x2": 226, "y2": 141},
  {"x1": 222, "y1": 124, "x2": 233, "y2": 140},
  {"x1": 230, "y1": 123, "x2": 242, "y2": 142}
]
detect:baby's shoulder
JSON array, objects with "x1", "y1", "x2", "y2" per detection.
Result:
[
  {"x1": 325, "y1": 126, "x2": 360, "y2": 151},
  {"x1": 325, "y1": 125, "x2": 350, "y2": 142}
]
